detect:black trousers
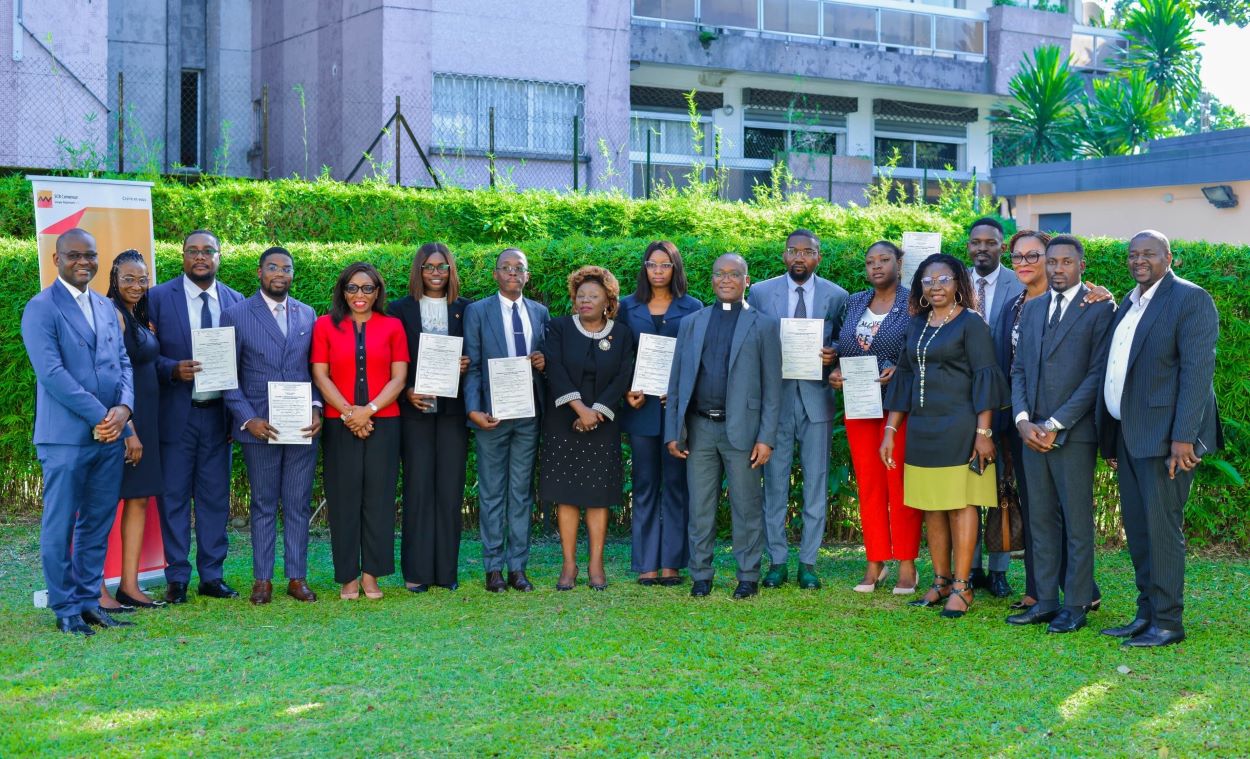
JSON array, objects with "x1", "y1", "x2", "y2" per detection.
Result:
[
  {"x1": 323, "y1": 418, "x2": 400, "y2": 584},
  {"x1": 399, "y1": 411, "x2": 468, "y2": 586}
]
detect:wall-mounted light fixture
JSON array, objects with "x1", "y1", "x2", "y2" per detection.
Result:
[{"x1": 1201, "y1": 185, "x2": 1238, "y2": 209}]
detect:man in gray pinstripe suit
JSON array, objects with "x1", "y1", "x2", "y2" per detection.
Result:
[
  {"x1": 222, "y1": 247, "x2": 323, "y2": 605},
  {"x1": 1098, "y1": 230, "x2": 1221, "y2": 648}
]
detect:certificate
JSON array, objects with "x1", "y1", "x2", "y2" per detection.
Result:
[
  {"x1": 191, "y1": 326, "x2": 238, "y2": 393},
  {"x1": 631, "y1": 333, "x2": 677, "y2": 396},
  {"x1": 901, "y1": 231, "x2": 942, "y2": 290},
  {"x1": 267, "y1": 381, "x2": 313, "y2": 445},
  {"x1": 840, "y1": 355, "x2": 884, "y2": 420},
  {"x1": 780, "y1": 318, "x2": 824, "y2": 381},
  {"x1": 488, "y1": 357, "x2": 536, "y2": 420},
  {"x1": 415, "y1": 333, "x2": 464, "y2": 398}
]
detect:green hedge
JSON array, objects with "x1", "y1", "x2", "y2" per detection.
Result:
[{"x1": 2, "y1": 234, "x2": 1246, "y2": 545}]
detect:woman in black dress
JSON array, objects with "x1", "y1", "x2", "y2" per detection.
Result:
[
  {"x1": 879, "y1": 253, "x2": 1009, "y2": 618},
  {"x1": 98, "y1": 250, "x2": 165, "y2": 611},
  {"x1": 388, "y1": 243, "x2": 471, "y2": 592},
  {"x1": 540, "y1": 266, "x2": 635, "y2": 590}
]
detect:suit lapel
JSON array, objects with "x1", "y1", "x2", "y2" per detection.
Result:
[
  {"x1": 688, "y1": 307, "x2": 711, "y2": 372},
  {"x1": 170, "y1": 278, "x2": 193, "y2": 349},
  {"x1": 250, "y1": 293, "x2": 287, "y2": 345},
  {"x1": 1043, "y1": 286, "x2": 1088, "y2": 358},
  {"x1": 486, "y1": 295, "x2": 508, "y2": 356},
  {"x1": 1126, "y1": 273, "x2": 1175, "y2": 372},
  {"x1": 729, "y1": 306, "x2": 754, "y2": 369},
  {"x1": 51, "y1": 282, "x2": 97, "y2": 348}
]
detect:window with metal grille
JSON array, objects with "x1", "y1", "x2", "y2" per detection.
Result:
[
  {"x1": 433, "y1": 74, "x2": 584, "y2": 156},
  {"x1": 179, "y1": 70, "x2": 203, "y2": 168},
  {"x1": 874, "y1": 137, "x2": 960, "y2": 170},
  {"x1": 1038, "y1": 213, "x2": 1072, "y2": 234}
]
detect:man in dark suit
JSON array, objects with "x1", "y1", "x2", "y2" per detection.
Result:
[
  {"x1": 1098, "y1": 230, "x2": 1220, "y2": 648},
  {"x1": 1007, "y1": 235, "x2": 1114, "y2": 634},
  {"x1": 666, "y1": 254, "x2": 782, "y2": 600},
  {"x1": 221, "y1": 247, "x2": 322, "y2": 605},
  {"x1": 463, "y1": 248, "x2": 549, "y2": 593},
  {"x1": 747, "y1": 229, "x2": 847, "y2": 590},
  {"x1": 22, "y1": 228, "x2": 135, "y2": 634},
  {"x1": 147, "y1": 229, "x2": 245, "y2": 603},
  {"x1": 966, "y1": 216, "x2": 1024, "y2": 597}
]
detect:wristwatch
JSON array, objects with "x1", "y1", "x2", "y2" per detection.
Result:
[
  {"x1": 1042, "y1": 419, "x2": 1059, "y2": 433},
  {"x1": 368, "y1": 402, "x2": 380, "y2": 414},
  {"x1": 975, "y1": 427, "x2": 993, "y2": 438}
]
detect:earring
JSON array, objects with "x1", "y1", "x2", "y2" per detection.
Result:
[
  {"x1": 920, "y1": 295, "x2": 930, "y2": 308},
  {"x1": 954, "y1": 290, "x2": 964, "y2": 305}
]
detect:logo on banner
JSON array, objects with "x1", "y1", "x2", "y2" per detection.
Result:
[{"x1": 36, "y1": 190, "x2": 53, "y2": 208}]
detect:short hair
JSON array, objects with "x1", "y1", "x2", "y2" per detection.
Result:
[
  {"x1": 259, "y1": 246, "x2": 291, "y2": 267},
  {"x1": 567, "y1": 265, "x2": 620, "y2": 319},
  {"x1": 1046, "y1": 234, "x2": 1085, "y2": 258},
  {"x1": 408, "y1": 242, "x2": 460, "y2": 302},
  {"x1": 55, "y1": 227, "x2": 94, "y2": 252},
  {"x1": 967, "y1": 217, "x2": 1004, "y2": 237},
  {"x1": 908, "y1": 253, "x2": 976, "y2": 316},
  {"x1": 496, "y1": 247, "x2": 527, "y2": 266},
  {"x1": 866, "y1": 240, "x2": 903, "y2": 260},
  {"x1": 106, "y1": 249, "x2": 150, "y2": 331},
  {"x1": 183, "y1": 229, "x2": 220, "y2": 249},
  {"x1": 1007, "y1": 229, "x2": 1050, "y2": 254},
  {"x1": 329, "y1": 261, "x2": 387, "y2": 326},
  {"x1": 787, "y1": 228, "x2": 821, "y2": 247},
  {"x1": 634, "y1": 240, "x2": 689, "y2": 303},
  {"x1": 1131, "y1": 229, "x2": 1171, "y2": 253}
]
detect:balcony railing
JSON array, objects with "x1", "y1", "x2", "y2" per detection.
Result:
[
  {"x1": 633, "y1": 0, "x2": 988, "y2": 59},
  {"x1": 1070, "y1": 25, "x2": 1126, "y2": 72}
]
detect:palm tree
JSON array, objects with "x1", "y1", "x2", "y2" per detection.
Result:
[
  {"x1": 991, "y1": 45, "x2": 1084, "y2": 165},
  {"x1": 1120, "y1": 0, "x2": 1203, "y2": 109},
  {"x1": 1075, "y1": 69, "x2": 1172, "y2": 156}
]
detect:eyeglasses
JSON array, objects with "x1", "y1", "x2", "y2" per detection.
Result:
[
  {"x1": 344, "y1": 283, "x2": 378, "y2": 295},
  {"x1": 712, "y1": 271, "x2": 745, "y2": 281},
  {"x1": 784, "y1": 247, "x2": 820, "y2": 258},
  {"x1": 263, "y1": 263, "x2": 293, "y2": 274},
  {"x1": 60, "y1": 251, "x2": 98, "y2": 262},
  {"x1": 118, "y1": 275, "x2": 149, "y2": 286},
  {"x1": 644, "y1": 261, "x2": 674, "y2": 271},
  {"x1": 495, "y1": 265, "x2": 528, "y2": 276},
  {"x1": 920, "y1": 275, "x2": 955, "y2": 288},
  {"x1": 421, "y1": 263, "x2": 451, "y2": 273},
  {"x1": 183, "y1": 248, "x2": 218, "y2": 259},
  {"x1": 1128, "y1": 251, "x2": 1165, "y2": 262},
  {"x1": 1010, "y1": 252, "x2": 1041, "y2": 265}
]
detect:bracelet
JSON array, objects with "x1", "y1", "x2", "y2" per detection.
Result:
[{"x1": 884, "y1": 425, "x2": 898, "y2": 433}]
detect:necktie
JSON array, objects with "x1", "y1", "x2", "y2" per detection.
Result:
[
  {"x1": 200, "y1": 291, "x2": 213, "y2": 329},
  {"x1": 274, "y1": 302, "x2": 288, "y2": 336},
  {"x1": 1047, "y1": 293, "x2": 1065, "y2": 332},
  {"x1": 78, "y1": 292, "x2": 95, "y2": 333},
  {"x1": 511, "y1": 302, "x2": 527, "y2": 357},
  {"x1": 793, "y1": 286, "x2": 807, "y2": 318},
  {"x1": 976, "y1": 278, "x2": 988, "y2": 320}
]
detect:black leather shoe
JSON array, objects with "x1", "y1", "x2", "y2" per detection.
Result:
[
  {"x1": 658, "y1": 575, "x2": 685, "y2": 587},
  {"x1": 1047, "y1": 608, "x2": 1088, "y2": 634},
  {"x1": 732, "y1": 581, "x2": 759, "y2": 600},
  {"x1": 82, "y1": 608, "x2": 134, "y2": 628},
  {"x1": 165, "y1": 581, "x2": 188, "y2": 604},
  {"x1": 99, "y1": 602, "x2": 136, "y2": 614},
  {"x1": 507, "y1": 571, "x2": 534, "y2": 592},
  {"x1": 116, "y1": 589, "x2": 165, "y2": 609},
  {"x1": 1122, "y1": 625, "x2": 1185, "y2": 648},
  {"x1": 406, "y1": 583, "x2": 430, "y2": 594},
  {"x1": 485, "y1": 571, "x2": 507, "y2": 593},
  {"x1": 1101, "y1": 617, "x2": 1150, "y2": 638},
  {"x1": 969, "y1": 568, "x2": 990, "y2": 590},
  {"x1": 1005, "y1": 606, "x2": 1059, "y2": 626},
  {"x1": 198, "y1": 579, "x2": 240, "y2": 599},
  {"x1": 442, "y1": 582, "x2": 459, "y2": 591},
  {"x1": 637, "y1": 577, "x2": 659, "y2": 587},
  {"x1": 690, "y1": 580, "x2": 712, "y2": 597},
  {"x1": 988, "y1": 571, "x2": 1013, "y2": 598},
  {"x1": 56, "y1": 614, "x2": 95, "y2": 636}
]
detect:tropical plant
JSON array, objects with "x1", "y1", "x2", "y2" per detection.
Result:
[
  {"x1": 1171, "y1": 91, "x2": 1249, "y2": 133},
  {"x1": 1074, "y1": 69, "x2": 1172, "y2": 156},
  {"x1": 990, "y1": 45, "x2": 1084, "y2": 164},
  {"x1": 1119, "y1": 0, "x2": 1204, "y2": 108}
]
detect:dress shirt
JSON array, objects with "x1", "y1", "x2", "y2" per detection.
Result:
[
  {"x1": 1103, "y1": 275, "x2": 1166, "y2": 421},
  {"x1": 694, "y1": 300, "x2": 744, "y2": 413},
  {"x1": 975, "y1": 263, "x2": 1004, "y2": 322},
  {"x1": 58, "y1": 277, "x2": 94, "y2": 332},
  {"x1": 787, "y1": 276, "x2": 814, "y2": 319},
  {"x1": 184, "y1": 274, "x2": 222, "y2": 401},
  {"x1": 259, "y1": 291, "x2": 289, "y2": 334},
  {"x1": 497, "y1": 292, "x2": 533, "y2": 357}
]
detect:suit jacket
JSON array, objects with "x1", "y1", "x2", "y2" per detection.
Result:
[
  {"x1": 220, "y1": 292, "x2": 321, "y2": 444},
  {"x1": 463, "y1": 294, "x2": 550, "y2": 429},
  {"x1": 387, "y1": 295, "x2": 471, "y2": 417},
  {"x1": 746, "y1": 274, "x2": 848, "y2": 423},
  {"x1": 147, "y1": 276, "x2": 245, "y2": 442},
  {"x1": 617, "y1": 292, "x2": 703, "y2": 436},
  {"x1": 544, "y1": 315, "x2": 636, "y2": 419},
  {"x1": 22, "y1": 282, "x2": 135, "y2": 446},
  {"x1": 974, "y1": 264, "x2": 1025, "y2": 346},
  {"x1": 664, "y1": 303, "x2": 782, "y2": 451},
  {"x1": 1097, "y1": 271, "x2": 1222, "y2": 459},
  {"x1": 1011, "y1": 286, "x2": 1115, "y2": 445}
]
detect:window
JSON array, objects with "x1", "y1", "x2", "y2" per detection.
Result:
[
  {"x1": 874, "y1": 136, "x2": 961, "y2": 170},
  {"x1": 744, "y1": 125, "x2": 838, "y2": 160},
  {"x1": 179, "y1": 70, "x2": 203, "y2": 168},
  {"x1": 433, "y1": 74, "x2": 584, "y2": 156},
  {"x1": 1038, "y1": 213, "x2": 1072, "y2": 234},
  {"x1": 630, "y1": 114, "x2": 711, "y2": 157}
]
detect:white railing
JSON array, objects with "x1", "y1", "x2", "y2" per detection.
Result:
[{"x1": 633, "y1": 0, "x2": 988, "y2": 59}]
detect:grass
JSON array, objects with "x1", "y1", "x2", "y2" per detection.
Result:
[{"x1": 1, "y1": 522, "x2": 1248, "y2": 756}]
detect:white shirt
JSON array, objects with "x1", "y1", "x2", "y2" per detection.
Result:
[
  {"x1": 1103, "y1": 276, "x2": 1166, "y2": 421},
  {"x1": 974, "y1": 264, "x2": 1003, "y2": 322},
  {"x1": 58, "y1": 277, "x2": 94, "y2": 333},
  {"x1": 184, "y1": 274, "x2": 222, "y2": 400},
  {"x1": 497, "y1": 292, "x2": 533, "y2": 357},
  {"x1": 1013, "y1": 283, "x2": 1085, "y2": 429},
  {"x1": 420, "y1": 296, "x2": 450, "y2": 336},
  {"x1": 787, "y1": 276, "x2": 815, "y2": 319},
  {"x1": 260, "y1": 291, "x2": 288, "y2": 333}
]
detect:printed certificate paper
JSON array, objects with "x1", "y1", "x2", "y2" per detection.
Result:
[
  {"x1": 631, "y1": 333, "x2": 677, "y2": 396},
  {"x1": 267, "y1": 381, "x2": 313, "y2": 445},
  {"x1": 415, "y1": 333, "x2": 464, "y2": 398},
  {"x1": 191, "y1": 326, "x2": 238, "y2": 393},
  {"x1": 840, "y1": 355, "x2": 884, "y2": 420},
  {"x1": 780, "y1": 318, "x2": 824, "y2": 380},
  {"x1": 901, "y1": 231, "x2": 942, "y2": 290},
  {"x1": 488, "y1": 357, "x2": 536, "y2": 420}
]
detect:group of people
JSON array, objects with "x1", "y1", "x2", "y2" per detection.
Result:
[{"x1": 25, "y1": 217, "x2": 1219, "y2": 649}]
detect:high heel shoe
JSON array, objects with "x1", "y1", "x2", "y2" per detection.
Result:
[
  {"x1": 852, "y1": 565, "x2": 889, "y2": 593},
  {"x1": 909, "y1": 575, "x2": 953, "y2": 607},
  {"x1": 940, "y1": 577, "x2": 974, "y2": 619},
  {"x1": 339, "y1": 585, "x2": 360, "y2": 600},
  {"x1": 363, "y1": 587, "x2": 383, "y2": 600},
  {"x1": 892, "y1": 567, "x2": 919, "y2": 595},
  {"x1": 115, "y1": 588, "x2": 165, "y2": 609},
  {"x1": 556, "y1": 566, "x2": 577, "y2": 591}
]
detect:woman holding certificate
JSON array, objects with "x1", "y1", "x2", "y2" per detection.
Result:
[
  {"x1": 312, "y1": 262, "x2": 409, "y2": 600},
  {"x1": 540, "y1": 266, "x2": 636, "y2": 591},
  {"x1": 619, "y1": 241, "x2": 702, "y2": 586},
  {"x1": 828, "y1": 241, "x2": 922, "y2": 595},
  {"x1": 388, "y1": 243, "x2": 471, "y2": 593},
  {"x1": 878, "y1": 253, "x2": 1009, "y2": 619}
]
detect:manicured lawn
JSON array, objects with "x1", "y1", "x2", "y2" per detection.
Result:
[{"x1": 1, "y1": 522, "x2": 1247, "y2": 756}]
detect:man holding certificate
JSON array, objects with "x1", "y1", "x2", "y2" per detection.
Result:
[
  {"x1": 463, "y1": 248, "x2": 550, "y2": 594},
  {"x1": 147, "y1": 229, "x2": 244, "y2": 603},
  {"x1": 221, "y1": 247, "x2": 322, "y2": 605},
  {"x1": 747, "y1": 229, "x2": 847, "y2": 591}
]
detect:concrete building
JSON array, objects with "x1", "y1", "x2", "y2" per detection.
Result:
[
  {"x1": 994, "y1": 128, "x2": 1250, "y2": 245},
  {"x1": 0, "y1": 0, "x2": 1122, "y2": 202}
]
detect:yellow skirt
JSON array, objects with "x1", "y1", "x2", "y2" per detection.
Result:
[{"x1": 903, "y1": 463, "x2": 998, "y2": 511}]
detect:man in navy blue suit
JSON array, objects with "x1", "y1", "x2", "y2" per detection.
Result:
[
  {"x1": 147, "y1": 229, "x2": 244, "y2": 603},
  {"x1": 22, "y1": 228, "x2": 135, "y2": 634}
]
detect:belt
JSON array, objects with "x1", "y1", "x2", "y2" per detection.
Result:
[
  {"x1": 191, "y1": 398, "x2": 223, "y2": 409},
  {"x1": 695, "y1": 409, "x2": 726, "y2": 422}
]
